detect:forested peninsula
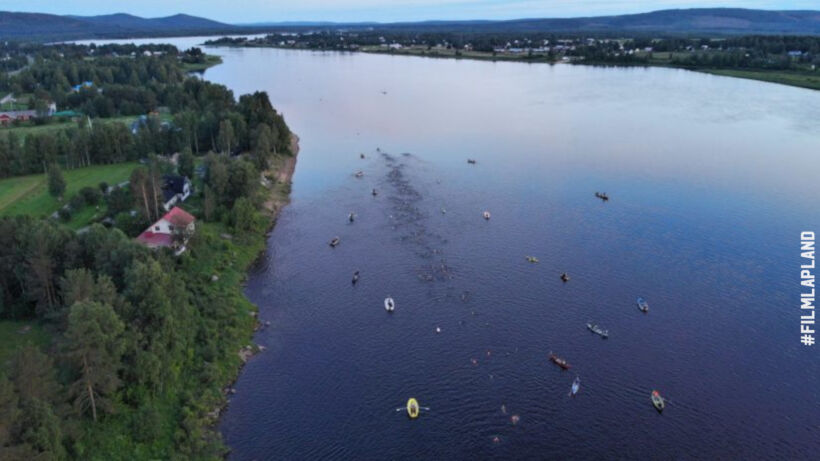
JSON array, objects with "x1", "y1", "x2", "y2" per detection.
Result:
[{"x1": 0, "y1": 42, "x2": 296, "y2": 459}]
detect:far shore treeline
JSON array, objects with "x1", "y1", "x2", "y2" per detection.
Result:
[{"x1": 0, "y1": 41, "x2": 293, "y2": 459}]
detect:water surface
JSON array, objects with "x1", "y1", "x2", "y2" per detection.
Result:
[{"x1": 87, "y1": 38, "x2": 820, "y2": 459}]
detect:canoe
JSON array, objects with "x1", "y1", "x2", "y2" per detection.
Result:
[
  {"x1": 549, "y1": 353, "x2": 571, "y2": 370},
  {"x1": 407, "y1": 398, "x2": 419, "y2": 419},
  {"x1": 570, "y1": 376, "x2": 580, "y2": 396},
  {"x1": 384, "y1": 297, "x2": 395, "y2": 312},
  {"x1": 651, "y1": 390, "x2": 665, "y2": 412},
  {"x1": 637, "y1": 297, "x2": 649, "y2": 313}
]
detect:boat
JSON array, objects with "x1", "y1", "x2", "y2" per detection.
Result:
[
  {"x1": 651, "y1": 390, "x2": 665, "y2": 412},
  {"x1": 352, "y1": 271, "x2": 359, "y2": 285},
  {"x1": 560, "y1": 272, "x2": 570, "y2": 282},
  {"x1": 595, "y1": 191, "x2": 610, "y2": 201},
  {"x1": 549, "y1": 353, "x2": 571, "y2": 370},
  {"x1": 637, "y1": 297, "x2": 649, "y2": 313},
  {"x1": 354, "y1": 171, "x2": 364, "y2": 178},
  {"x1": 372, "y1": 188, "x2": 378, "y2": 196},
  {"x1": 384, "y1": 297, "x2": 395, "y2": 312},
  {"x1": 406, "y1": 398, "x2": 419, "y2": 419},
  {"x1": 329, "y1": 237, "x2": 340, "y2": 247},
  {"x1": 467, "y1": 159, "x2": 476, "y2": 164},
  {"x1": 526, "y1": 256, "x2": 539, "y2": 263},
  {"x1": 570, "y1": 376, "x2": 581, "y2": 397},
  {"x1": 587, "y1": 322, "x2": 609, "y2": 339},
  {"x1": 360, "y1": 153, "x2": 365, "y2": 159},
  {"x1": 348, "y1": 212, "x2": 355, "y2": 222},
  {"x1": 483, "y1": 211, "x2": 491, "y2": 220}
]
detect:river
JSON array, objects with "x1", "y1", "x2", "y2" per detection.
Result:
[{"x1": 84, "y1": 36, "x2": 820, "y2": 459}]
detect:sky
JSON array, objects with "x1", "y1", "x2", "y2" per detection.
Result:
[{"x1": 0, "y1": 0, "x2": 816, "y2": 23}]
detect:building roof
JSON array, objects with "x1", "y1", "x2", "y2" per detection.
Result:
[
  {"x1": 136, "y1": 231, "x2": 174, "y2": 248},
  {"x1": 163, "y1": 207, "x2": 195, "y2": 228},
  {"x1": 162, "y1": 175, "x2": 188, "y2": 202}
]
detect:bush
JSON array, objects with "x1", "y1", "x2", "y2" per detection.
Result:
[
  {"x1": 99, "y1": 181, "x2": 110, "y2": 194},
  {"x1": 69, "y1": 194, "x2": 86, "y2": 210},
  {"x1": 58, "y1": 207, "x2": 72, "y2": 222},
  {"x1": 80, "y1": 186, "x2": 103, "y2": 205}
]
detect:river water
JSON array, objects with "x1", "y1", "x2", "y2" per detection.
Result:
[{"x1": 86, "y1": 37, "x2": 820, "y2": 459}]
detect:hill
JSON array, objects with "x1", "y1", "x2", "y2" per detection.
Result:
[{"x1": 0, "y1": 11, "x2": 238, "y2": 41}]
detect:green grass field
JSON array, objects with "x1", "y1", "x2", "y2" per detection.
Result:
[
  {"x1": 0, "y1": 320, "x2": 51, "y2": 369},
  {"x1": 0, "y1": 115, "x2": 138, "y2": 138},
  {"x1": 0, "y1": 162, "x2": 137, "y2": 221}
]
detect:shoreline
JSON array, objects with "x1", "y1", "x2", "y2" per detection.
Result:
[
  {"x1": 206, "y1": 43, "x2": 820, "y2": 92},
  {"x1": 208, "y1": 132, "x2": 300, "y2": 445}
]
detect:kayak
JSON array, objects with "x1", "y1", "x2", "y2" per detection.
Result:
[
  {"x1": 637, "y1": 297, "x2": 649, "y2": 313},
  {"x1": 407, "y1": 398, "x2": 419, "y2": 419},
  {"x1": 384, "y1": 297, "x2": 395, "y2": 312},
  {"x1": 651, "y1": 390, "x2": 665, "y2": 412},
  {"x1": 570, "y1": 376, "x2": 581, "y2": 397},
  {"x1": 587, "y1": 322, "x2": 609, "y2": 339}
]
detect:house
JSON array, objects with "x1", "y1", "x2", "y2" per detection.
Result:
[
  {"x1": 136, "y1": 207, "x2": 196, "y2": 254},
  {"x1": 161, "y1": 174, "x2": 192, "y2": 211},
  {"x1": 71, "y1": 81, "x2": 94, "y2": 92}
]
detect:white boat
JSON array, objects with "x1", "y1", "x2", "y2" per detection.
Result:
[
  {"x1": 587, "y1": 322, "x2": 609, "y2": 339},
  {"x1": 384, "y1": 297, "x2": 395, "y2": 312},
  {"x1": 354, "y1": 171, "x2": 364, "y2": 178},
  {"x1": 483, "y1": 211, "x2": 491, "y2": 220},
  {"x1": 637, "y1": 297, "x2": 649, "y2": 313},
  {"x1": 570, "y1": 376, "x2": 580, "y2": 396}
]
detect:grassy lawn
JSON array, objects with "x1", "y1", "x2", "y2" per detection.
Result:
[
  {"x1": 0, "y1": 162, "x2": 137, "y2": 220},
  {"x1": 698, "y1": 68, "x2": 820, "y2": 91},
  {"x1": 0, "y1": 115, "x2": 137, "y2": 138},
  {"x1": 0, "y1": 320, "x2": 51, "y2": 369}
]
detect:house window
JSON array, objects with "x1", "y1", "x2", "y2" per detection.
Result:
[{"x1": 154, "y1": 226, "x2": 160, "y2": 231}]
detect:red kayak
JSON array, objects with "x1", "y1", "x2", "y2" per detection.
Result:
[{"x1": 549, "y1": 353, "x2": 571, "y2": 370}]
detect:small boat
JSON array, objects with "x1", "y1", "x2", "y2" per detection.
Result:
[
  {"x1": 372, "y1": 188, "x2": 378, "y2": 196},
  {"x1": 348, "y1": 212, "x2": 355, "y2": 222},
  {"x1": 570, "y1": 376, "x2": 580, "y2": 397},
  {"x1": 384, "y1": 297, "x2": 395, "y2": 312},
  {"x1": 352, "y1": 271, "x2": 359, "y2": 285},
  {"x1": 467, "y1": 159, "x2": 476, "y2": 164},
  {"x1": 329, "y1": 237, "x2": 340, "y2": 247},
  {"x1": 587, "y1": 322, "x2": 609, "y2": 339},
  {"x1": 483, "y1": 211, "x2": 491, "y2": 220},
  {"x1": 549, "y1": 353, "x2": 571, "y2": 370},
  {"x1": 637, "y1": 297, "x2": 649, "y2": 313},
  {"x1": 360, "y1": 153, "x2": 365, "y2": 159},
  {"x1": 406, "y1": 398, "x2": 419, "y2": 419},
  {"x1": 441, "y1": 208, "x2": 446, "y2": 214},
  {"x1": 526, "y1": 256, "x2": 539, "y2": 263},
  {"x1": 594, "y1": 191, "x2": 610, "y2": 201},
  {"x1": 560, "y1": 272, "x2": 570, "y2": 282},
  {"x1": 354, "y1": 171, "x2": 364, "y2": 178},
  {"x1": 651, "y1": 390, "x2": 665, "y2": 412}
]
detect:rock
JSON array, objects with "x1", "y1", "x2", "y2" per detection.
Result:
[{"x1": 211, "y1": 275, "x2": 219, "y2": 282}]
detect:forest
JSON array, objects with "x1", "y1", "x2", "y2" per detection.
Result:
[{"x1": 1, "y1": 42, "x2": 293, "y2": 459}]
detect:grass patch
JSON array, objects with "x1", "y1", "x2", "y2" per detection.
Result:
[
  {"x1": 0, "y1": 115, "x2": 138, "y2": 138},
  {"x1": 0, "y1": 162, "x2": 137, "y2": 219},
  {"x1": 0, "y1": 320, "x2": 51, "y2": 369},
  {"x1": 182, "y1": 55, "x2": 223, "y2": 73},
  {"x1": 697, "y1": 68, "x2": 820, "y2": 91}
]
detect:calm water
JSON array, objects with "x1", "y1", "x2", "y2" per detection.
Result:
[{"x1": 90, "y1": 37, "x2": 820, "y2": 459}]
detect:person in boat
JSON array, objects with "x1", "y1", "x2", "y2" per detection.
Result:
[
  {"x1": 349, "y1": 212, "x2": 355, "y2": 222},
  {"x1": 561, "y1": 273, "x2": 570, "y2": 282},
  {"x1": 372, "y1": 188, "x2": 378, "y2": 196},
  {"x1": 352, "y1": 271, "x2": 359, "y2": 284}
]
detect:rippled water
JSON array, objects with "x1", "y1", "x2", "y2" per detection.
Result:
[{"x1": 85, "y1": 37, "x2": 820, "y2": 459}]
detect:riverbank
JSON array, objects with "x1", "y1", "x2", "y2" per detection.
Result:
[{"x1": 202, "y1": 132, "x2": 300, "y2": 438}]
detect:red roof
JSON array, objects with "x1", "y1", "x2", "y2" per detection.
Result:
[
  {"x1": 163, "y1": 207, "x2": 195, "y2": 228},
  {"x1": 136, "y1": 231, "x2": 174, "y2": 248}
]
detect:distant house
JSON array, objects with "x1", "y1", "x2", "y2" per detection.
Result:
[
  {"x1": 136, "y1": 207, "x2": 196, "y2": 254},
  {"x1": 161, "y1": 175, "x2": 192, "y2": 211},
  {"x1": 72, "y1": 81, "x2": 94, "y2": 92},
  {"x1": 0, "y1": 102, "x2": 57, "y2": 125}
]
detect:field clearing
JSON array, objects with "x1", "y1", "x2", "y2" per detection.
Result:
[{"x1": 0, "y1": 162, "x2": 137, "y2": 219}]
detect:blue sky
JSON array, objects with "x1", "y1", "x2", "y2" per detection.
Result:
[{"x1": 0, "y1": 0, "x2": 816, "y2": 23}]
